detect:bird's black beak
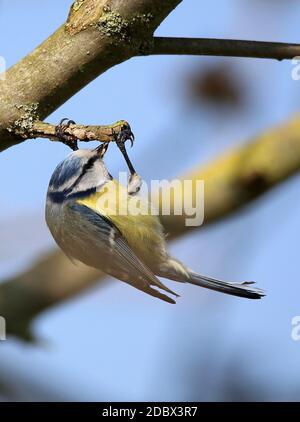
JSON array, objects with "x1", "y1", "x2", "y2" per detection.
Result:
[{"x1": 95, "y1": 142, "x2": 109, "y2": 158}]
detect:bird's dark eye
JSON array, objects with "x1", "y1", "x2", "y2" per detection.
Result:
[{"x1": 121, "y1": 124, "x2": 128, "y2": 130}]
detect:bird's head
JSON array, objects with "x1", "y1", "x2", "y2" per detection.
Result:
[{"x1": 47, "y1": 144, "x2": 110, "y2": 203}]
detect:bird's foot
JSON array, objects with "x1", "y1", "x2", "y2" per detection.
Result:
[
  {"x1": 113, "y1": 125, "x2": 137, "y2": 176},
  {"x1": 128, "y1": 172, "x2": 142, "y2": 195},
  {"x1": 115, "y1": 122, "x2": 135, "y2": 148},
  {"x1": 55, "y1": 118, "x2": 78, "y2": 151},
  {"x1": 112, "y1": 122, "x2": 141, "y2": 194}
]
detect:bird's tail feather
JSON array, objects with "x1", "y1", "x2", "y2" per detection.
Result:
[
  {"x1": 187, "y1": 271, "x2": 265, "y2": 299},
  {"x1": 156, "y1": 257, "x2": 265, "y2": 299}
]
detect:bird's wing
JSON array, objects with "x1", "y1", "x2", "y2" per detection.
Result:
[{"x1": 68, "y1": 203, "x2": 178, "y2": 304}]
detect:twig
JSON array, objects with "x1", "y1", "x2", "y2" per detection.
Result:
[
  {"x1": 29, "y1": 120, "x2": 131, "y2": 144},
  {"x1": 149, "y1": 37, "x2": 300, "y2": 60}
]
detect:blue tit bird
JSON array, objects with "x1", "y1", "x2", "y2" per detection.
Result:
[{"x1": 45, "y1": 144, "x2": 264, "y2": 304}]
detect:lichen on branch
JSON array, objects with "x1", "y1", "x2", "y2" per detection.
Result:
[{"x1": 7, "y1": 103, "x2": 40, "y2": 137}]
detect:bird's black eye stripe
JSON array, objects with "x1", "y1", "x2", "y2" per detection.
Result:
[
  {"x1": 49, "y1": 187, "x2": 97, "y2": 203},
  {"x1": 69, "y1": 154, "x2": 99, "y2": 191}
]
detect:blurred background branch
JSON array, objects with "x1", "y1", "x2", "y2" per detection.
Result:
[
  {"x1": 2, "y1": 113, "x2": 300, "y2": 340},
  {"x1": 162, "y1": 114, "x2": 300, "y2": 237}
]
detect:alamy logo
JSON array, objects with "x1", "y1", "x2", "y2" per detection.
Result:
[
  {"x1": 96, "y1": 172, "x2": 205, "y2": 227},
  {"x1": 291, "y1": 316, "x2": 300, "y2": 341},
  {"x1": 0, "y1": 316, "x2": 6, "y2": 341},
  {"x1": 291, "y1": 57, "x2": 300, "y2": 81}
]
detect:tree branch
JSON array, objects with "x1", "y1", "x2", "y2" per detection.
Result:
[
  {"x1": 0, "y1": 0, "x2": 182, "y2": 152},
  {"x1": 2, "y1": 113, "x2": 300, "y2": 340},
  {"x1": 19, "y1": 120, "x2": 131, "y2": 144},
  {"x1": 1, "y1": 2, "x2": 299, "y2": 152},
  {"x1": 149, "y1": 37, "x2": 300, "y2": 60}
]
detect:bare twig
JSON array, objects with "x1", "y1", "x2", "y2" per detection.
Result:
[
  {"x1": 27, "y1": 120, "x2": 131, "y2": 144},
  {"x1": 149, "y1": 37, "x2": 300, "y2": 60}
]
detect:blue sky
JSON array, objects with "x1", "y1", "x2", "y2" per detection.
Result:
[{"x1": 1, "y1": 0, "x2": 300, "y2": 401}]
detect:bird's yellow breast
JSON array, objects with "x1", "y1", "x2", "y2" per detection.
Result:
[{"x1": 77, "y1": 180, "x2": 166, "y2": 264}]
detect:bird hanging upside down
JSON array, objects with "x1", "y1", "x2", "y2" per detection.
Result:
[{"x1": 45, "y1": 120, "x2": 264, "y2": 303}]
